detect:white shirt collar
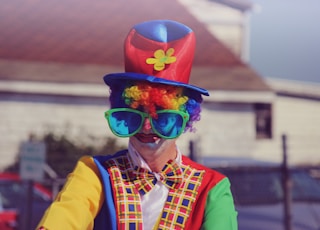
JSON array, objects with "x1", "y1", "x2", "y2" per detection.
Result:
[{"x1": 128, "y1": 141, "x2": 182, "y2": 172}]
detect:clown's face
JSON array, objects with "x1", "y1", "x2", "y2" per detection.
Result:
[{"x1": 129, "y1": 116, "x2": 177, "y2": 159}]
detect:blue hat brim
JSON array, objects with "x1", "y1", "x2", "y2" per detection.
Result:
[{"x1": 103, "y1": 72, "x2": 209, "y2": 96}]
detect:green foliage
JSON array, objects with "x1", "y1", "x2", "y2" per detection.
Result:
[{"x1": 5, "y1": 132, "x2": 126, "y2": 178}]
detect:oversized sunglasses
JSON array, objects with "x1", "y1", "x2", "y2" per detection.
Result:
[{"x1": 104, "y1": 108, "x2": 190, "y2": 139}]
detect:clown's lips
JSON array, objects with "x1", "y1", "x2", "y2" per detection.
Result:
[{"x1": 134, "y1": 133, "x2": 160, "y2": 143}]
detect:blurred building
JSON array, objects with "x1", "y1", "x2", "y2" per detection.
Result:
[
  {"x1": 257, "y1": 78, "x2": 320, "y2": 164},
  {"x1": 1, "y1": 0, "x2": 316, "y2": 170},
  {"x1": 179, "y1": 0, "x2": 254, "y2": 61}
]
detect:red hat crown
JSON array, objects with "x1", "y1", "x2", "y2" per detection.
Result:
[
  {"x1": 104, "y1": 20, "x2": 209, "y2": 96},
  {"x1": 125, "y1": 20, "x2": 195, "y2": 84}
]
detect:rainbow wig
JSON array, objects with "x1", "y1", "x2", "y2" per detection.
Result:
[{"x1": 109, "y1": 81, "x2": 203, "y2": 132}]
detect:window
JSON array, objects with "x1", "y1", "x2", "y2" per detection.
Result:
[{"x1": 255, "y1": 103, "x2": 272, "y2": 139}]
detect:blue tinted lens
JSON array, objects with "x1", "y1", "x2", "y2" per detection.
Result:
[
  {"x1": 109, "y1": 111, "x2": 142, "y2": 136},
  {"x1": 152, "y1": 112, "x2": 184, "y2": 138}
]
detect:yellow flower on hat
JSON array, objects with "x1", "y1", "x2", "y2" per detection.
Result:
[{"x1": 146, "y1": 48, "x2": 176, "y2": 71}]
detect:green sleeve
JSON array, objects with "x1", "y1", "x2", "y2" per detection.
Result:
[{"x1": 201, "y1": 177, "x2": 238, "y2": 230}]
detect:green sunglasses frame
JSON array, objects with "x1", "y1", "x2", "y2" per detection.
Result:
[{"x1": 104, "y1": 108, "x2": 190, "y2": 139}]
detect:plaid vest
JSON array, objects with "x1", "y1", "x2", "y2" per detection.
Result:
[{"x1": 94, "y1": 151, "x2": 225, "y2": 230}]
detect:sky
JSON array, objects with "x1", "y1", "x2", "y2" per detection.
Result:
[{"x1": 249, "y1": 0, "x2": 320, "y2": 83}]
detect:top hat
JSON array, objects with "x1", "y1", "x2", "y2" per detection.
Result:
[{"x1": 103, "y1": 20, "x2": 209, "y2": 96}]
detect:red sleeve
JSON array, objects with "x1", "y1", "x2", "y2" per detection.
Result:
[{"x1": 182, "y1": 156, "x2": 226, "y2": 230}]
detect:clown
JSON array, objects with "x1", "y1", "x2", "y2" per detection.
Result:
[{"x1": 38, "y1": 20, "x2": 238, "y2": 230}]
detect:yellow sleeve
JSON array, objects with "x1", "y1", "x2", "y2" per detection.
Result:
[{"x1": 37, "y1": 156, "x2": 104, "y2": 230}]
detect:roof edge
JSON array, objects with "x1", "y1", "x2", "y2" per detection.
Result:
[
  {"x1": 206, "y1": 90, "x2": 275, "y2": 103},
  {"x1": 210, "y1": 0, "x2": 253, "y2": 11}
]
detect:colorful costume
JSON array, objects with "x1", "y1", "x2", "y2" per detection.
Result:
[
  {"x1": 38, "y1": 19, "x2": 238, "y2": 229},
  {"x1": 39, "y1": 148, "x2": 237, "y2": 229}
]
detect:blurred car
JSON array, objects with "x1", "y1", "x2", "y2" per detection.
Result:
[
  {"x1": 0, "y1": 173, "x2": 52, "y2": 230},
  {"x1": 205, "y1": 157, "x2": 320, "y2": 230},
  {"x1": 0, "y1": 210, "x2": 16, "y2": 230}
]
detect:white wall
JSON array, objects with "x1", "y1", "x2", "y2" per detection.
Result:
[
  {"x1": 178, "y1": 102, "x2": 257, "y2": 159},
  {"x1": 253, "y1": 79, "x2": 320, "y2": 165},
  {"x1": 0, "y1": 95, "x2": 129, "y2": 170},
  {"x1": 254, "y1": 95, "x2": 320, "y2": 165}
]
